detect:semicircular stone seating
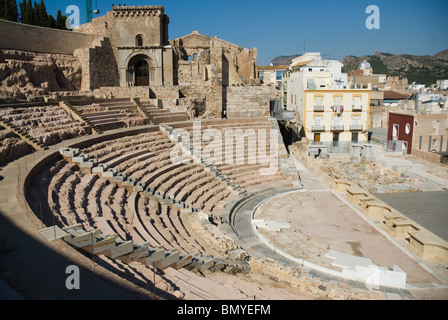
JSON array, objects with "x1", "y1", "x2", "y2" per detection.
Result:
[
  {"x1": 31, "y1": 115, "x2": 296, "y2": 281},
  {"x1": 167, "y1": 118, "x2": 294, "y2": 192},
  {"x1": 41, "y1": 156, "x2": 222, "y2": 259},
  {"x1": 0, "y1": 104, "x2": 90, "y2": 153},
  {"x1": 70, "y1": 98, "x2": 150, "y2": 131}
]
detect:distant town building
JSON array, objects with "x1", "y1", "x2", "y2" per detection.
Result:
[
  {"x1": 282, "y1": 53, "x2": 370, "y2": 147},
  {"x1": 257, "y1": 65, "x2": 289, "y2": 87},
  {"x1": 388, "y1": 112, "x2": 448, "y2": 154},
  {"x1": 348, "y1": 61, "x2": 387, "y2": 90},
  {"x1": 437, "y1": 79, "x2": 448, "y2": 91}
]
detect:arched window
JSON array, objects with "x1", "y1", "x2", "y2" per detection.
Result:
[
  {"x1": 187, "y1": 55, "x2": 192, "y2": 62},
  {"x1": 136, "y1": 35, "x2": 143, "y2": 47},
  {"x1": 193, "y1": 53, "x2": 197, "y2": 61}
]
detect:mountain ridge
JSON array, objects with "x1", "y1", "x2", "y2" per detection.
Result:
[{"x1": 342, "y1": 50, "x2": 448, "y2": 86}]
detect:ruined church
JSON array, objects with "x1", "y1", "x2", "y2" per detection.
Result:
[{"x1": 0, "y1": 4, "x2": 274, "y2": 118}]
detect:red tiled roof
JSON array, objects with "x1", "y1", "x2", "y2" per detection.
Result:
[
  {"x1": 383, "y1": 90, "x2": 411, "y2": 100},
  {"x1": 257, "y1": 65, "x2": 289, "y2": 70}
]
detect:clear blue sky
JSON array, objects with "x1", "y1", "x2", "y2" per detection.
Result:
[{"x1": 24, "y1": 0, "x2": 448, "y2": 65}]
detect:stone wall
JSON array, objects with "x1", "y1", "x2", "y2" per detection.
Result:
[
  {"x1": 0, "y1": 20, "x2": 96, "y2": 55},
  {"x1": 226, "y1": 86, "x2": 277, "y2": 118},
  {"x1": 88, "y1": 86, "x2": 150, "y2": 99},
  {"x1": 74, "y1": 38, "x2": 120, "y2": 91},
  {"x1": 0, "y1": 49, "x2": 82, "y2": 100},
  {"x1": 413, "y1": 113, "x2": 448, "y2": 152},
  {"x1": 170, "y1": 30, "x2": 257, "y2": 86},
  {"x1": 411, "y1": 148, "x2": 444, "y2": 164},
  {"x1": 149, "y1": 85, "x2": 180, "y2": 99}
]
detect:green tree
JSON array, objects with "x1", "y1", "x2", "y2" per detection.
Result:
[
  {"x1": 0, "y1": 0, "x2": 19, "y2": 22},
  {"x1": 20, "y1": 0, "x2": 35, "y2": 25},
  {"x1": 47, "y1": 14, "x2": 56, "y2": 29},
  {"x1": 0, "y1": 0, "x2": 5, "y2": 20},
  {"x1": 56, "y1": 9, "x2": 68, "y2": 30},
  {"x1": 18, "y1": 0, "x2": 67, "y2": 30},
  {"x1": 36, "y1": 0, "x2": 49, "y2": 27}
]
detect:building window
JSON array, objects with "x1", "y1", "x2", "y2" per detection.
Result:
[
  {"x1": 334, "y1": 96, "x2": 342, "y2": 107},
  {"x1": 276, "y1": 70, "x2": 284, "y2": 80},
  {"x1": 193, "y1": 53, "x2": 197, "y2": 61},
  {"x1": 405, "y1": 123, "x2": 411, "y2": 135},
  {"x1": 333, "y1": 132, "x2": 339, "y2": 147},
  {"x1": 433, "y1": 138, "x2": 438, "y2": 146},
  {"x1": 136, "y1": 35, "x2": 143, "y2": 47},
  {"x1": 314, "y1": 133, "x2": 321, "y2": 143},
  {"x1": 392, "y1": 124, "x2": 399, "y2": 141}
]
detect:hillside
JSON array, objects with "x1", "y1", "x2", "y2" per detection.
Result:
[
  {"x1": 270, "y1": 54, "x2": 301, "y2": 66},
  {"x1": 342, "y1": 50, "x2": 448, "y2": 86}
]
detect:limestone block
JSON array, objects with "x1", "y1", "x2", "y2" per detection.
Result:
[
  {"x1": 90, "y1": 235, "x2": 118, "y2": 254},
  {"x1": 65, "y1": 230, "x2": 101, "y2": 249},
  {"x1": 92, "y1": 163, "x2": 108, "y2": 174},
  {"x1": 159, "y1": 250, "x2": 180, "y2": 269},
  {"x1": 102, "y1": 168, "x2": 117, "y2": 178},
  {"x1": 130, "y1": 243, "x2": 150, "y2": 259},
  {"x1": 176, "y1": 254, "x2": 193, "y2": 269},
  {"x1": 146, "y1": 247, "x2": 166, "y2": 265},
  {"x1": 59, "y1": 147, "x2": 80, "y2": 158},
  {"x1": 133, "y1": 182, "x2": 144, "y2": 192},
  {"x1": 110, "y1": 241, "x2": 134, "y2": 259},
  {"x1": 72, "y1": 154, "x2": 89, "y2": 164},
  {"x1": 143, "y1": 187, "x2": 155, "y2": 196},
  {"x1": 80, "y1": 159, "x2": 98, "y2": 169}
]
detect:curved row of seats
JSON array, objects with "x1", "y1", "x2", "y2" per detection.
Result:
[
  {"x1": 0, "y1": 104, "x2": 89, "y2": 145},
  {"x1": 44, "y1": 158, "x2": 222, "y2": 259},
  {"x1": 69, "y1": 98, "x2": 150, "y2": 131},
  {"x1": 78, "y1": 128, "x2": 238, "y2": 216},
  {"x1": 0, "y1": 127, "x2": 33, "y2": 167},
  {"x1": 166, "y1": 118, "x2": 292, "y2": 192}
]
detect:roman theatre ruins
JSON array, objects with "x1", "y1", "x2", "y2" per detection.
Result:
[{"x1": 0, "y1": 5, "x2": 447, "y2": 300}]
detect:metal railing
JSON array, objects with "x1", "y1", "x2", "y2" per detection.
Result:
[
  {"x1": 330, "y1": 124, "x2": 344, "y2": 131},
  {"x1": 311, "y1": 124, "x2": 326, "y2": 131},
  {"x1": 313, "y1": 104, "x2": 324, "y2": 112},
  {"x1": 352, "y1": 104, "x2": 363, "y2": 111},
  {"x1": 350, "y1": 124, "x2": 363, "y2": 131}
]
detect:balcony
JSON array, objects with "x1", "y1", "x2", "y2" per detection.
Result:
[
  {"x1": 313, "y1": 104, "x2": 324, "y2": 112},
  {"x1": 330, "y1": 124, "x2": 344, "y2": 132},
  {"x1": 352, "y1": 103, "x2": 363, "y2": 112},
  {"x1": 331, "y1": 105, "x2": 343, "y2": 114},
  {"x1": 350, "y1": 124, "x2": 363, "y2": 131},
  {"x1": 311, "y1": 124, "x2": 326, "y2": 132}
]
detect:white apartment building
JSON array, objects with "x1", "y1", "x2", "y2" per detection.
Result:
[
  {"x1": 282, "y1": 53, "x2": 370, "y2": 146},
  {"x1": 437, "y1": 79, "x2": 448, "y2": 91}
]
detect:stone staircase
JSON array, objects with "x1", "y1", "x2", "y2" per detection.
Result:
[
  {"x1": 132, "y1": 97, "x2": 158, "y2": 125},
  {"x1": 0, "y1": 116, "x2": 46, "y2": 151},
  {"x1": 59, "y1": 101, "x2": 103, "y2": 135},
  {"x1": 139, "y1": 100, "x2": 190, "y2": 124}
]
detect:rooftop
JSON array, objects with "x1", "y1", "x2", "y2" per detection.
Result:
[{"x1": 383, "y1": 90, "x2": 412, "y2": 100}]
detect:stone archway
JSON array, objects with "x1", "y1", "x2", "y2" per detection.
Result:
[{"x1": 126, "y1": 54, "x2": 154, "y2": 87}]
